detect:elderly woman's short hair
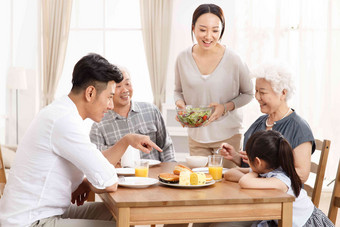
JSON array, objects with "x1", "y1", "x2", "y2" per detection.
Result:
[
  {"x1": 251, "y1": 62, "x2": 296, "y2": 101},
  {"x1": 117, "y1": 65, "x2": 130, "y2": 78}
]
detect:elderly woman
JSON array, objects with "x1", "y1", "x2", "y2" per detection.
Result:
[
  {"x1": 200, "y1": 63, "x2": 317, "y2": 227},
  {"x1": 222, "y1": 62, "x2": 315, "y2": 183}
]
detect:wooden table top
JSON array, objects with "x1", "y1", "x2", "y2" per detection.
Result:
[{"x1": 105, "y1": 162, "x2": 294, "y2": 208}]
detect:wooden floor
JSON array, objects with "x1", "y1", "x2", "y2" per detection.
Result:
[{"x1": 318, "y1": 191, "x2": 340, "y2": 227}]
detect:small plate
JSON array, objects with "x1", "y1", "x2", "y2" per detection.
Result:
[
  {"x1": 192, "y1": 167, "x2": 228, "y2": 175},
  {"x1": 116, "y1": 168, "x2": 135, "y2": 176},
  {"x1": 159, "y1": 180, "x2": 215, "y2": 188},
  {"x1": 118, "y1": 177, "x2": 159, "y2": 188},
  {"x1": 141, "y1": 159, "x2": 161, "y2": 167}
]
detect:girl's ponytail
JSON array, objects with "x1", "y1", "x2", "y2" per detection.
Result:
[{"x1": 278, "y1": 137, "x2": 302, "y2": 197}]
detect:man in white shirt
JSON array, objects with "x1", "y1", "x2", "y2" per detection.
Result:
[{"x1": 0, "y1": 53, "x2": 162, "y2": 227}]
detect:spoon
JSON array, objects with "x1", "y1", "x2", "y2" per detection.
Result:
[{"x1": 212, "y1": 148, "x2": 222, "y2": 155}]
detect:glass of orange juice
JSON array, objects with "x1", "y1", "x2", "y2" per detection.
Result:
[
  {"x1": 208, "y1": 155, "x2": 223, "y2": 181},
  {"x1": 134, "y1": 160, "x2": 149, "y2": 177}
]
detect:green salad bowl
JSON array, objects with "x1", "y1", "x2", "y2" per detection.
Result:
[{"x1": 176, "y1": 106, "x2": 213, "y2": 128}]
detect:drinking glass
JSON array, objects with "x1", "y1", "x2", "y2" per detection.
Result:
[
  {"x1": 208, "y1": 155, "x2": 223, "y2": 181},
  {"x1": 134, "y1": 160, "x2": 149, "y2": 177}
]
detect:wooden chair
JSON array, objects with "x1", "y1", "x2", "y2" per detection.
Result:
[
  {"x1": 328, "y1": 160, "x2": 340, "y2": 224},
  {"x1": 304, "y1": 139, "x2": 331, "y2": 208},
  {"x1": 0, "y1": 146, "x2": 7, "y2": 198}
]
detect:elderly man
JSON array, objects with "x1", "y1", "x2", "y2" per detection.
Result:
[
  {"x1": 0, "y1": 54, "x2": 161, "y2": 227},
  {"x1": 90, "y1": 67, "x2": 175, "y2": 163}
]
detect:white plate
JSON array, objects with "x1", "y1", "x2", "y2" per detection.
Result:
[
  {"x1": 192, "y1": 167, "x2": 228, "y2": 175},
  {"x1": 159, "y1": 180, "x2": 215, "y2": 188},
  {"x1": 118, "y1": 177, "x2": 159, "y2": 188},
  {"x1": 141, "y1": 159, "x2": 161, "y2": 167},
  {"x1": 116, "y1": 168, "x2": 135, "y2": 176}
]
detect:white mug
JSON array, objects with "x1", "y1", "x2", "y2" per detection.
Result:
[{"x1": 121, "y1": 145, "x2": 141, "y2": 168}]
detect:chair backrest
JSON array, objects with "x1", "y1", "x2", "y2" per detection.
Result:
[
  {"x1": 0, "y1": 146, "x2": 7, "y2": 197},
  {"x1": 304, "y1": 139, "x2": 331, "y2": 208},
  {"x1": 328, "y1": 160, "x2": 340, "y2": 225}
]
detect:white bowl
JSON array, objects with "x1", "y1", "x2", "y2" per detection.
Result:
[{"x1": 185, "y1": 156, "x2": 208, "y2": 168}]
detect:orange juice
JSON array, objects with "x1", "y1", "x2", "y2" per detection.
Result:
[
  {"x1": 209, "y1": 166, "x2": 223, "y2": 181},
  {"x1": 135, "y1": 167, "x2": 148, "y2": 177}
]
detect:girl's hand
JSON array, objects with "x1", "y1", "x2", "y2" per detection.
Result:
[
  {"x1": 219, "y1": 143, "x2": 242, "y2": 166},
  {"x1": 248, "y1": 171, "x2": 259, "y2": 178},
  {"x1": 205, "y1": 103, "x2": 224, "y2": 126},
  {"x1": 239, "y1": 150, "x2": 249, "y2": 165},
  {"x1": 239, "y1": 171, "x2": 259, "y2": 183}
]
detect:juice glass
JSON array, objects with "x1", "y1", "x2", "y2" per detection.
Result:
[
  {"x1": 134, "y1": 160, "x2": 149, "y2": 177},
  {"x1": 208, "y1": 155, "x2": 223, "y2": 181}
]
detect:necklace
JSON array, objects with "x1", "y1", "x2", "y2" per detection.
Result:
[{"x1": 266, "y1": 108, "x2": 291, "y2": 128}]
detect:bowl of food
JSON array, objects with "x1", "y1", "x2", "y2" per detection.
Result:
[
  {"x1": 176, "y1": 106, "x2": 213, "y2": 128},
  {"x1": 185, "y1": 156, "x2": 208, "y2": 168}
]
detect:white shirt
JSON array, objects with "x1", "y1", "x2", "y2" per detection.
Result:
[
  {"x1": 174, "y1": 46, "x2": 254, "y2": 143},
  {"x1": 0, "y1": 96, "x2": 118, "y2": 227}
]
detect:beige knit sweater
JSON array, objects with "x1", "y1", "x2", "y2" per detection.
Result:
[{"x1": 174, "y1": 46, "x2": 254, "y2": 143}]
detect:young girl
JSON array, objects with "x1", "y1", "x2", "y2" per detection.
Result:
[{"x1": 234, "y1": 130, "x2": 333, "y2": 227}]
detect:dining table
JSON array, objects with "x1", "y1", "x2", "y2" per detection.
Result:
[{"x1": 100, "y1": 162, "x2": 295, "y2": 227}]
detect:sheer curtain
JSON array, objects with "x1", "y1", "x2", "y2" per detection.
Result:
[
  {"x1": 41, "y1": 0, "x2": 72, "y2": 106},
  {"x1": 140, "y1": 0, "x2": 173, "y2": 109},
  {"x1": 227, "y1": 0, "x2": 340, "y2": 180}
]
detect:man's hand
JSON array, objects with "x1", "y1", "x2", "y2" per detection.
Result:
[
  {"x1": 71, "y1": 179, "x2": 91, "y2": 206},
  {"x1": 104, "y1": 134, "x2": 162, "y2": 165},
  {"x1": 124, "y1": 134, "x2": 162, "y2": 154}
]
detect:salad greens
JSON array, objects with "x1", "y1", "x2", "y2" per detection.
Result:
[{"x1": 177, "y1": 107, "x2": 212, "y2": 128}]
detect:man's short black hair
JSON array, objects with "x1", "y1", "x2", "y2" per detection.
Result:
[{"x1": 71, "y1": 53, "x2": 123, "y2": 94}]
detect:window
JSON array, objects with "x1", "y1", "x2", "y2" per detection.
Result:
[{"x1": 55, "y1": 0, "x2": 153, "y2": 103}]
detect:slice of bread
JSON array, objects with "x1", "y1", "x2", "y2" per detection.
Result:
[{"x1": 173, "y1": 164, "x2": 193, "y2": 175}]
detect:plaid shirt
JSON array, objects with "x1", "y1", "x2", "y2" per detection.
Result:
[{"x1": 90, "y1": 101, "x2": 176, "y2": 162}]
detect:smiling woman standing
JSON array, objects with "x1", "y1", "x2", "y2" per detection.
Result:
[{"x1": 174, "y1": 4, "x2": 254, "y2": 168}]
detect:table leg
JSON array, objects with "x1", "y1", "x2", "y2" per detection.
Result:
[
  {"x1": 278, "y1": 201, "x2": 293, "y2": 227},
  {"x1": 117, "y1": 207, "x2": 130, "y2": 227}
]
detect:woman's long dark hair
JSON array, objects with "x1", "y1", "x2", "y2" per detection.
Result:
[
  {"x1": 191, "y1": 4, "x2": 225, "y2": 42},
  {"x1": 245, "y1": 130, "x2": 302, "y2": 197}
]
